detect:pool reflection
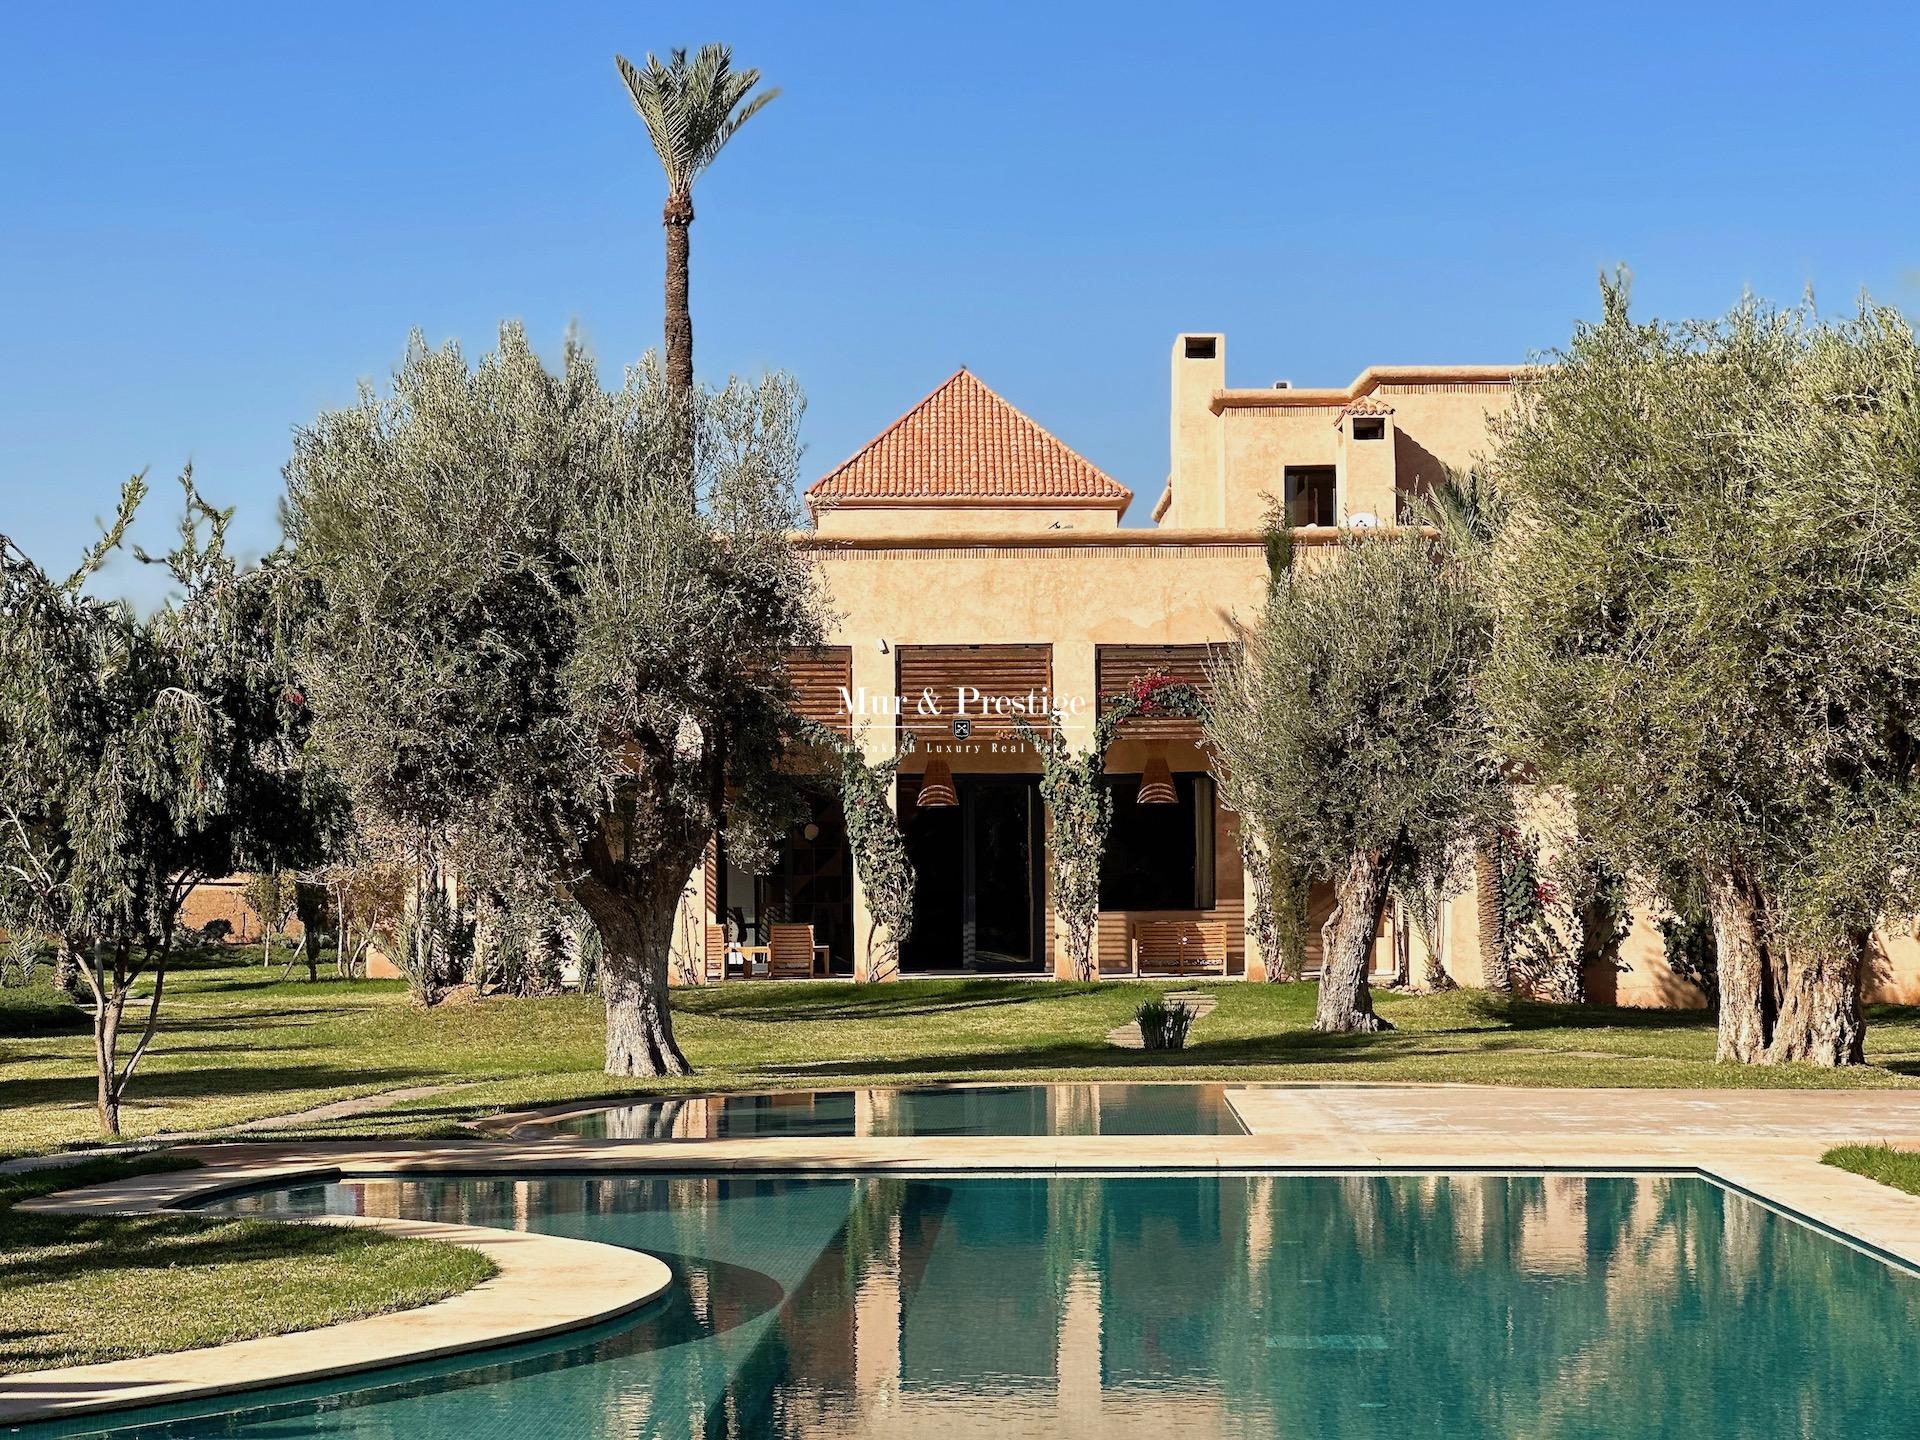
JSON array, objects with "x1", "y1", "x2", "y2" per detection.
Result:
[
  {"x1": 532, "y1": 1083, "x2": 1247, "y2": 1139},
  {"x1": 91, "y1": 1173, "x2": 1920, "y2": 1439}
]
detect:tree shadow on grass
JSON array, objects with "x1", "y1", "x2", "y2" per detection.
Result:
[
  {"x1": 185, "y1": 973, "x2": 406, "y2": 999},
  {"x1": 1460, "y1": 993, "x2": 1716, "y2": 1033},
  {"x1": 717, "y1": 1018, "x2": 1734, "y2": 1085},
  {"x1": 149, "y1": 1006, "x2": 371, "y2": 1028},
  {"x1": 0, "y1": 1063, "x2": 423, "y2": 1114},
  {"x1": 678, "y1": 979, "x2": 1118, "y2": 1025},
  {"x1": 725, "y1": 1027, "x2": 1451, "y2": 1080},
  {"x1": 1, "y1": 1212, "x2": 402, "y2": 1288}
]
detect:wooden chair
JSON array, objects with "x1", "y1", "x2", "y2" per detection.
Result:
[
  {"x1": 703, "y1": 924, "x2": 728, "y2": 983},
  {"x1": 768, "y1": 923, "x2": 817, "y2": 980},
  {"x1": 1132, "y1": 920, "x2": 1229, "y2": 977}
]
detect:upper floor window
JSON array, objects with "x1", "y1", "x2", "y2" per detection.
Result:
[
  {"x1": 1352, "y1": 417, "x2": 1386, "y2": 441},
  {"x1": 1283, "y1": 466, "x2": 1337, "y2": 527}
]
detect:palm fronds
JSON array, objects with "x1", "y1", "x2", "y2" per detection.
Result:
[{"x1": 615, "y1": 45, "x2": 779, "y2": 198}]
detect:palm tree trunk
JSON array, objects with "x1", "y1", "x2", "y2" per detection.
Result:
[
  {"x1": 663, "y1": 191, "x2": 695, "y2": 493},
  {"x1": 1473, "y1": 833, "x2": 1511, "y2": 994},
  {"x1": 52, "y1": 939, "x2": 78, "y2": 995}
]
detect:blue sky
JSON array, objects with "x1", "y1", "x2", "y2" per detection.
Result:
[{"x1": 4, "y1": 2, "x2": 1917, "y2": 598}]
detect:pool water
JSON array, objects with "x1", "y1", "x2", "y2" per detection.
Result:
[
  {"x1": 531, "y1": 1083, "x2": 1248, "y2": 1139},
  {"x1": 24, "y1": 1172, "x2": 1920, "y2": 1439}
]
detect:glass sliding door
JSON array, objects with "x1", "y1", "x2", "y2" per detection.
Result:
[{"x1": 900, "y1": 774, "x2": 1046, "y2": 973}]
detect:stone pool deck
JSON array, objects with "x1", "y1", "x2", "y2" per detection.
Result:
[{"x1": 7, "y1": 1083, "x2": 1920, "y2": 1425}]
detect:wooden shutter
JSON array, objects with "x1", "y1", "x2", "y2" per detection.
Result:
[
  {"x1": 896, "y1": 644, "x2": 1054, "y2": 743},
  {"x1": 1097, "y1": 643, "x2": 1225, "y2": 741},
  {"x1": 788, "y1": 646, "x2": 854, "y2": 737}
]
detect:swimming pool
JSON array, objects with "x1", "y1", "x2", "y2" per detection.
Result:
[
  {"x1": 23, "y1": 1171, "x2": 1920, "y2": 1438},
  {"x1": 524, "y1": 1082, "x2": 1248, "y2": 1138}
]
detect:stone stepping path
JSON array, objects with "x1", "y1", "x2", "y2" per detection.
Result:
[{"x1": 213, "y1": 1083, "x2": 469, "y2": 1135}]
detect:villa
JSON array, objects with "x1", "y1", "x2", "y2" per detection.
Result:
[
  {"x1": 675, "y1": 336, "x2": 1526, "y2": 989},
  {"x1": 175, "y1": 330, "x2": 1920, "y2": 1006},
  {"x1": 672, "y1": 336, "x2": 1920, "y2": 1006}
]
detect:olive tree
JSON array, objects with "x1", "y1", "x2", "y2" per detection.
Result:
[
  {"x1": 1487, "y1": 280, "x2": 1920, "y2": 1065},
  {"x1": 0, "y1": 472, "x2": 319, "y2": 1134},
  {"x1": 287, "y1": 326, "x2": 823, "y2": 1076},
  {"x1": 1208, "y1": 532, "x2": 1504, "y2": 1032}
]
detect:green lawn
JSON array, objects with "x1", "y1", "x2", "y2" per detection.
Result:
[
  {"x1": 0, "y1": 1156, "x2": 496, "y2": 1375},
  {"x1": 8, "y1": 947, "x2": 1920, "y2": 1158},
  {"x1": 1823, "y1": 1143, "x2": 1920, "y2": 1198}
]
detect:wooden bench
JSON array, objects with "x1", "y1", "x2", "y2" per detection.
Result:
[{"x1": 1131, "y1": 920, "x2": 1229, "y2": 977}]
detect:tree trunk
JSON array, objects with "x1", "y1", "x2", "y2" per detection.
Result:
[
  {"x1": 1768, "y1": 932, "x2": 1866, "y2": 1067},
  {"x1": 52, "y1": 941, "x2": 78, "y2": 995},
  {"x1": 295, "y1": 880, "x2": 327, "y2": 983},
  {"x1": 663, "y1": 191, "x2": 696, "y2": 496},
  {"x1": 1240, "y1": 830, "x2": 1282, "y2": 982},
  {"x1": 1473, "y1": 833, "x2": 1511, "y2": 994},
  {"x1": 1707, "y1": 870, "x2": 1773, "y2": 1064},
  {"x1": 663, "y1": 193, "x2": 694, "y2": 398},
  {"x1": 94, "y1": 976, "x2": 125, "y2": 1137},
  {"x1": 1388, "y1": 900, "x2": 1413, "y2": 990},
  {"x1": 577, "y1": 873, "x2": 691, "y2": 1078},
  {"x1": 1315, "y1": 848, "x2": 1394, "y2": 1033},
  {"x1": 401, "y1": 851, "x2": 452, "y2": 1006},
  {"x1": 78, "y1": 938, "x2": 169, "y2": 1138},
  {"x1": 1412, "y1": 890, "x2": 1457, "y2": 992}
]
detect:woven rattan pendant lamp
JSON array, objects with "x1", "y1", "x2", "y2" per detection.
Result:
[
  {"x1": 1137, "y1": 745, "x2": 1177, "y2": 805},
  {"x1": 917, "y1": 755, "x2": 958, "y2": 808}
]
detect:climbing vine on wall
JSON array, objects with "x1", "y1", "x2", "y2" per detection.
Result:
[
  {"x1": 802, "y1": 721, "x2": 916, "y2": 982},
  {"x1": 1242, "y1": 815, "x2": 1311, "y2": 982},
  {"x1": 1659, "y1": 909, "x2": 1717, "y2": 1010},
  {"x1": 1268, "y1": 854, "x2": 1312, "y2": 982},
  {"x1": 1015, "y1": 674, "x2": 1209, "y2": 983},
  {"x1": 1497, "y1": 827, "x2": 1629, "y2": 1003}
]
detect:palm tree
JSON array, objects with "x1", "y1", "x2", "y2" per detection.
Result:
[{"x1": 615, "y1": 45, "x2": 779, "y2": 410}]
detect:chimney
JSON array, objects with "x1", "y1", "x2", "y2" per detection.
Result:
[{"x1": 1166, "y1": 333, "x2": 1226, "y2": 528}]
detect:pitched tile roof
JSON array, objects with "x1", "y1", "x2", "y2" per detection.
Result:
[{"x1": 806, "y1": 369, "x2": 1132, "y2": 511}]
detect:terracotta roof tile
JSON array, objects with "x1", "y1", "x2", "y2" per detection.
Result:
[
  {"x1": 807, "y1": 369, "x2": 1132, "y2": 510},
  {"x1": 1334, "y1": 395, "x2": 1397, "y2": 426}
]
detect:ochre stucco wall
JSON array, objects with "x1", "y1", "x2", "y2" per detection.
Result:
[
  {"x1": 817, "y1": 534, "x2": 1270, "y2": 980},
  {"x1": 814, "y1": 504, "x2": 1123, "y2": 537},
  {"x1": 674, "y1": 531, "x2": 1280, "y2": 983}
]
